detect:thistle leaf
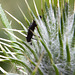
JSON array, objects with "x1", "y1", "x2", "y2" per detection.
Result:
[{"x1": 5, "y1": 10, "x2": 27, "y2": 32}]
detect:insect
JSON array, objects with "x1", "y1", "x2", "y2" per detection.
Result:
[
  {"x1": 26, "y1": 20, "x2": 37, "y2": 42},
  {"x1": 26, "y1": 16, "x2": 42, "y2": 43}
]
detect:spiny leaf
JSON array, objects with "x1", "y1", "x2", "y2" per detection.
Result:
[
  {"x1": 66, "y1": 38, "x2": 70, "y2": 62},
  {"x1": 3, "y1": 28, "x2": 27, "y2": 37},
  {"x1": 18, "y1": 5, "x2": 30, "y2": 25},
  {"x1": 23, "y1": 52, "x2": 44, "y2": 75},
  {"x1": 32, "y1": 51, "x2": 44, "y2": 75},
  {"x1": 33, "y1": 0, "x2": 40, "y2": 18},
  {"x1": 0, "y1": 56, "x2": 32, "y2": 73},
  {"x1": 0, "y1": 44, "x2": 9, "y2": 57},
  {"x1": 0, "y1": 67, "x2": 8, "y2": 74},
  {"x1": 5, "y1": 10, "x2": 27, "y2": 32},
  {"x1": 24, "y1": 0, "x2": 37, "y2": 19},
  {"x1": 0, "y1": 4, "x2": 16, "y2": 42}
]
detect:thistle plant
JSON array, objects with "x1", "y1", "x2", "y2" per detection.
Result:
[{"x1": 0, "y1": 0, "x2": 75, "y2": 75}]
